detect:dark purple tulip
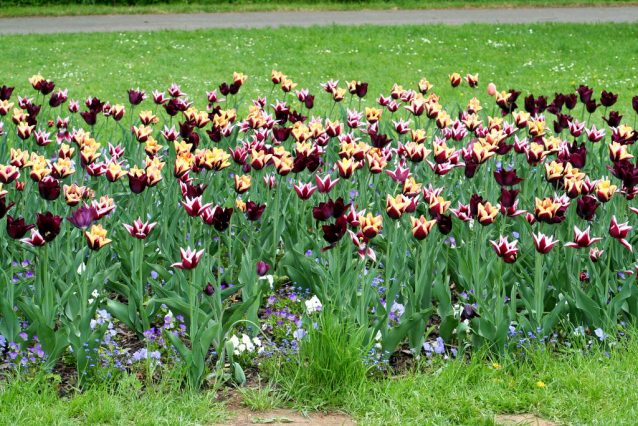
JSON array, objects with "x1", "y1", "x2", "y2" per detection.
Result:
[
  {"x1": 80, "y1": 110, "x2": 98, "y2": 126},
  {"x1": 127, "y1": 88, "x2": 146, "y2": 105},
  {"x1": 287, "y1": 110, "x2": 307, "y2": 124},
  {"x1": 633, "y1": 96, "x2": 638, "y2": 115},
  {"x1": 203, "y1": 282, "x2": 215, "y2": 296},
  {"x1": 202, "y1": 206, "x2": 233, "y2": 232},
  {"x1": 499, "y1": 188, "x2": 519, "y2": 209},
  {"x1": 304, "y1": 94, "x2": 315, "y2": 109},
  {"x1": 436, "y1": 213, "x2": 453, "y2": 235},
  {"x1": 494, "y1": 169, "x2": 524, "y2": 187},
  {"x1": 256, "y1": 261, "x2": 271, "y2": 277},
  {"x1": 67, "y1": 205, "x2": 98, "y2": 229},
  {"x1": 0, "y1": 198, "x2": 15, "y2": 219},
  {"x1": 36, "y1": 212, "x2": 62, "y2": 242},
  {"x1": 48, "y1": 90, "x2": 67, "y2": 108},
  {"x1": 182, "y1": 182, "x2": 208, "y2": 198},
  {"x1": 40, "y1": 80, "x2": 55, "y2": 96},
  {"x1": 356, "y1": 82, "x2": 368, "y2": 98},
  {"x1": 586, "y1": 99, "x2": 599, "y2": 114},
  {"x1": 464, "y1": 160, "x2": 478, "y2": 179},
  {"x1": 86, "y1": 96, "x2": 105, "y2": 113},
  {"x1": 206, "y1": 126, "x2": 222, "y2": 143},
  {"x1": 370, "y1": 134, "x2": 392, "y2": 149},
  {"x1": 564, "y1": 94, "x2": 578, "y2": 110},
  {"x1": 38, "y1": 177, "x2": 60, "y2": 201},
  {"x1": 219, "y1": 83, "x2": 230, "y2": 96},
  {"x1": 163, "y1": 99, "x2": 181, "y2": 116},
  {"x1": 7, "y1": 215, "x2": 34, "y2": 239},
  {"x1": 26, "y1": 103, "x2": 41, "y2": 119},
  {"x1": 272, "y1": 127, "x2": 292, "y2": 142},
  {"x1": 608, "y1": 160, "x2": 638, "y2": 189},
  {"x1": 603, "y1": 111, "x2": 623, "y2": 128},
  {"x1": 0, "y1": 85, "x2": 14, "y2": 101},
  {"x1": 128, "y1": 174, "x2": 147, "y2": 194},
  {"x1": 568, "y1": 142, "x2": 587, "y2": 169},
  {"x1": 576, "y1": 196, "x2": 600, "y2": 221},
  {"x1": 312, "y1": 198, "x2": 350, "y2": 222},
  {"x1": 321, "y1": 216, "x2": 348, "y2": 245},
  {"x1": 245, "y1": 201, "x2": 266, "y2": 221},
  {"x1": 577, "y1": 85, "x2": 593, "y2": 104},
  {"x1": 460, "y1": 304, "x2": 480, "y2": 321},
  {"x1": 600, "y1": 90, "x2": 618, "y2": 107}
]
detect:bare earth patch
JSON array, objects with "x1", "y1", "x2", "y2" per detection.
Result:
[
  {"x1": 495, "y1": 413, "x2": 557, "y2": 426},
  {"x1": 222, "y1": 407, "x2": 354, "y2": 425}
]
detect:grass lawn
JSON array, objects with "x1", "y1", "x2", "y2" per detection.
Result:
[
  {"x1": 1, "y1": 23, "x2": 637, "y2": 119},
  {"x1": 2, "y1": 341, "x2": 637, "y2": 425},
  {"x1": 0, "y1": 0, "x2": 637, "y2": 18}
]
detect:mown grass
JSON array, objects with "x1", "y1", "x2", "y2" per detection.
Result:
[
  {"x1": 2, "y1": 340, "x2": 637, "y2": 425},
  {"x1": 1, "y1": 23, "x2": 638, "y2": 118},
  {"x1": 0, "y1": 0, "x2": 637, "y2": 18}
]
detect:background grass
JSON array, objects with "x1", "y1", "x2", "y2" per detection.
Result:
[
  {"x1": 3, "y1": 340, "x2": 637, "y2": 425},
  {"x1": 1, "y1": 23, "x2": 637, "y2": 119},
  {"x1": 1, "y1": 0, "x2": 637, "y2": 19}
]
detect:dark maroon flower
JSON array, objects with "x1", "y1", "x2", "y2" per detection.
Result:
[
  {"x1": 586, "y1": 99, "x2": 599, "y2": 114},
  {"x1": 0, "y1": 85, "x2": 14, "y2": 101},
  {"x1": 36, "y1": 212, "x2": 62, "y2": 242},
  {"x1": 608, "y1": 159, "x2": 638, "y2": 189},
  {"x1": 370, "y1": 133, "x2": 392, "y2": 149},
  {"x1": 180, "y1": 182, "x2": 208, "y2": 198},
  {"x1": 633, "y1": 96, "x2": 638, "y2": 115},
  {"x1": 460, "y1": 304, "x2": 480, "y2": 321},
  {"x1": 256, "y1": 261, "x2": 271, "y2": 277},
  {"x1": 600, "y1": 90, "x2": 618, "y2": 107},
  {"x1": 201, "y1": 206, "x2": 233, "y2": 232},
  {"x1": 7, "y1": 215, "x2": 34, "y2": 239},
  {"x1": 356, "y1": 82, "x2": 368, "y2": 98},
  {"x1": 564, "y1": 94, "x2": 578, "y2": 110},
  {"x1": 38, "y1": 177, "x2": 60, "y2": 201},
  {"x1": 128, "y1": 173, "x2": 147, "y2": 194},
  {"x1": 464, "y1": 160, "x2": 478, "y2": 179},
  {"x1": 577, "y1": 85, "x2": 593, "y2": 104},
  {"x1": 219, "y1": 83, "x2": 230, "y2": 96},
  {"x1": 435, "y1": 213, "x2": 453, "y2": 235},
  {"x1": 80, "y1": 110, "x2": 98, "y2": 126},
  {"x1": 48, "y1": 90, "x2": 68, "y2": 108},
  {"x1": 304, "y1": 94, "x2": 315, "y2": 109},
  {"x1": 0, "y1": 197, "x2": 15, "y2": 219},
  {"x1": 245, "y1": 201, "x2": 266, "y2": 221},
  {"x1": 568, "y1": 142, "x2": 587, "y2": 168},
  {"x1": 494, "y1": 169, "x2": 523, "y2": 187},
  {"x1": 128, "y1": 88, "x2": 146, "y2": 105},
  {"x1": 312, "y1": 197, "x2": 350, "y2": 221},
  {"x1": 163, "y1": 99, "x2": 181, "y2": 116},
  {"x1": 322, "y1": 216, "x2": 348, "y2": 245},
  {"x1": 603, "y1": 111, "x2": 623, "y2": 128},
  {"x1": 206, "y1": 125, "x2": 222, "y2": 143},
  {"x1": 272, "y1": 127, "x2": 291, "y2": 142},
  {"x1": 67, "y1": 205, "x2": 98, "y2": 229},
  {"x1": 203, "y1": 282, "x2": 215, "y2": 296},
  {"x1": 576, "y1": 196, "x2": 600, "y2": 221},
  {"x1": 288, "y1": 110, "x2": 307, "y2": 124},
  {"x1": 499, "y1": 189, "x2": 519, "y2": 209},
  {"x1": 40, "y1": 80, "x2": 55, "y2": 96}
]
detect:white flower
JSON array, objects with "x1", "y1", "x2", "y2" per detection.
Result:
[{"x1": 305, "y1": 295, "x2": 323, "y2": 314}]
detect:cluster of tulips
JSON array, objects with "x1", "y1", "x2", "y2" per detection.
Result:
[{"x1": 1, "y1": 70, "x2": 638, "y2": 387}]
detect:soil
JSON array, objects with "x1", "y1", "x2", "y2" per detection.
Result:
[{"x1": 495, "y1": 414, "x2": 557, "y2": 426}]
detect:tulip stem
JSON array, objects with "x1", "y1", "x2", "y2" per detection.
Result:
[{"x1": 534, "y1": 251, "x2": 543, "y2": 329}]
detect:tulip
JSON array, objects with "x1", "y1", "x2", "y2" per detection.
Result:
[
  {"x1": 313, "y1": 197, "x2": 350, "y2": 222},
  {"x1": 36, "y1": 212, "x2": 62, "y2": 242},
  {"x1": 256, "y1": 261, "x2": 271, "y2": 277},
  {"x1": 477, "y1": 202, "x2": 499, "y2": 226},
  {"x1": 600, "y1": 90, "x2": 618, "y2": 107},
  {"x1": 315, "y1": 174, "x2": 339, "y2": 194},
  {"x1": 596, "y1": 180, "x2": 617, "y2": 202},
  {"x1": 294, "y1": 182, "x2": 316, "y2": 200},
  {"x1": 589, "y1": 247, "x2": 604, "y2": 262},
  {"x1": 410, "y1": 216, "x2": 436, "y2": 240},
  {"x1": 494, "y1": 169, "x2": 524, "y2": 187},
  {"x1": 564, "y1": 226, "x2": 602, "y2": 249},
  {"x1": 576, "y1": 195, "x2": 599, "y2": 221},
  {"x1": 21, "y1": 229, "x2": 46, "y2": 247},
  {"x1": 464, "y1": 73, "x2": 479, "y2": 88},
  {"x1": 38, "y1": 176, "x2": 61, "y2": 201},
  {"x1": 0, "y1": 164, "x2": 19, "y2": 184},
  {"x1": 122, "y1": 218, "x2": 158, "y2": 239},
  {"x1": 234, "y1": 175, "x2": 252, "y2": 194},
  {"x1": 182, "y1": 196, "x2": 213, "y2": 217},
  {"x1": 386, "y1": 194, "x2": 409, "y2": 220},
  {"x1": 360, "y1": 213, "x2": 383, "y2": 239},
  {"x1": 322, "y1": 216, "x2": 348, "y2": 248},
  {"x1": 67, "y1": 205, "x2": 98, "y2": 229},
  {"x1": 7, "y1": 215, "x2": 35, "y2": 239},
  {"x1": 487, "y1": 82, "x2": 497, "y2": 96},
  {"x1": 172, "y1": 246, "x2": 205, "y2": 270},
  {"x1": 449, "y1": 73, "x2": 462, "y2": 88},
  {"x1": 337, "y1": 158, "x2": 356, "y2": 179},
  {"x1": 609, "y1": 215, "x2": 633, "y2": 252},
  {"x1": 532, "y1": 232, "x2": 559, "y2": 254},
  {"x1": 84, "y1": 224, "x2": 112, "y2": 250},
  {"x1": 201, "y1": 206, "x2": 233, "y2": 232},
  {"x1": 128, "y1": 88, "x2": 147, "y2": 105},
  {"x1": 245, "y1": 201, "x2": 266, "y2": 221},
  {"x1": 490, "y1": 235, "x2": 519, "y2": 263},
  {"x1": 385, "y1": 164, "x2": 411, "y2": 183},
  {"x1": 0, "y1": 197, "x2": 15, "y2": 219}
]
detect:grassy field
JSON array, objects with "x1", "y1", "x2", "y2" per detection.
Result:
[
  {"x1": 0, "y1": 0, "x2": 636, "y2": 18},
  {"x1": 1, "y1": 23, "x2": 637, "y2": 118},
  {"x1": 2, "y1": 341, "x2": 637, "y2": 425}
]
